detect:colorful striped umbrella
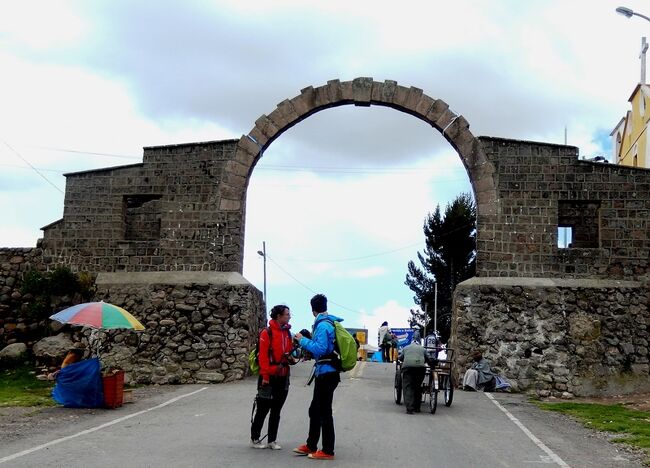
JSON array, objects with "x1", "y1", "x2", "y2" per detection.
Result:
[{"x1": 50, "y1": 302, "x2": 145, "y2": 330}]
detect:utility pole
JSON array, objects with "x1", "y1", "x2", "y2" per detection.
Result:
[
  {"x1": 434, "y1": 282, "x2": 438, "y2": 336},
  {"x1": 423, "y1": 303, "x2": 428, "y2": 339},
  {"x1": 257, "y1": 241, "x2": 267, "y2": 312},
  {"x1": 641, "y1": 37, "x2": 648, "y2": 84}
]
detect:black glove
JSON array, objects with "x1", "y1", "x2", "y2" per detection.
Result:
[{"x1": 300, "y1": 329, "x2": 312, "y2": 340}]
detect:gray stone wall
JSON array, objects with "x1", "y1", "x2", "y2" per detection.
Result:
[
  {"x1": 0, "y1": 247, "x2": 44, "y2": 347},
  {"x1": 451, "y1": 277, "x2": 650, "y2": 397},
  {"x1": 479, "y1": 137, "x2": 650, "y2": 280},
  {"x1": 41, "y1": 139, "x2": 243, "y2": 273},
  {"x1": 89, "y1": 272, "x2": 264, "y2": 384}
]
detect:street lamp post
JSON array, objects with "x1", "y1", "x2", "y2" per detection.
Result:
[
  {"x1": 616, "y1": 6, "x2": 650, "y2": 23},
  {"x1": 616, "y1": 7, "x2": 650, "y2": 84},
  {"x1": 257, "y1": 241, "x2": 267, "y2": 311}
]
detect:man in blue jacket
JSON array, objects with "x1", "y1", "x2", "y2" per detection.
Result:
[{"x1": 293, "y1": 294, "x2": 341, "y2": 461}]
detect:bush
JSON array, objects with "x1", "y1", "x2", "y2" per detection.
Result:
[
  {"x1": 19, "y1": 267, "x2": 97, "y2": 323},
  {"x1": 48, "y1": 267, "x2": 79, "y2": 296}
]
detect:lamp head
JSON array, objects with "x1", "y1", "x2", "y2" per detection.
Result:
[
  {"x1": 616, "y1": 6, "x2": 634, "y2": 18},
  {"x1": 257, "y1": 250, "x2": 264, "y2": 256}
]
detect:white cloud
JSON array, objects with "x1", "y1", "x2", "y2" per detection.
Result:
[
  {"x1": 357, "y1": 300, "x2": 413, "y2": 346},
  {"x1": 340, "y1": 266, "x2": 387, "y2": 279}
]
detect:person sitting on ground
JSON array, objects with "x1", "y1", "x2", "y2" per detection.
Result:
[
  {"x1": 48, "y1": 348, "x2": 85, "y2": 380},
  {"x1": 462, "y1": 350, "x2": 496, "y2": 392},
  {"x1": 51, "y1": 347, "x2": 104, "y2": 408},
  {"x1": 398, "y1": 331, "x2": 427, "y2": 414}
]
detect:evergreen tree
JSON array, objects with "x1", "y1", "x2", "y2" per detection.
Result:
[{"x1": 405, "y1": 193, "x2": 476, "y2": 343}]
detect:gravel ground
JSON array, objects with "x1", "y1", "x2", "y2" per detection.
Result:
[{"x1": 0, "y1": 385, "x2": 178, "y2": 445}]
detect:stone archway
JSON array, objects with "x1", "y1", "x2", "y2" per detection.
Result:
[{"x1": 217, "y1": 77, "x2": 498, "y2": 274}]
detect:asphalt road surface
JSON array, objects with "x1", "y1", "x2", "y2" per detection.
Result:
[{"x1": 0, "y1": 361, "x2": 644, "y2": 467}]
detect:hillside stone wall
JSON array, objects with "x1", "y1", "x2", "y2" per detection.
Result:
[
  {"x1": 451, "y1": 277, "x2": 650, "y2": 397},
  {"x1": 0, "y1": 247, "x2": 45, "y2": 348}
]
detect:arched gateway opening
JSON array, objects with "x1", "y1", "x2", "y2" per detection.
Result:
[
  {"x1": 217, "y1": 77, "x2": 497, "y2": 273},
  {"x1": 34, "y1": 77, "x2": 650, "y2": 394}
]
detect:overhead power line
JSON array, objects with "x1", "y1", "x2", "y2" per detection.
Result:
[
  {"x1": 1, "y1": 140, "x2": 64, "y2": 194},
  {"x1": 14, "y1": 144, "x2": 469, "y2": 176},
  {"x1": 266, "y1": 255, "x2": 363, "y2": 316},
  {"x1": 279, "y1": 241, "x2": 425, "y2": 263}
]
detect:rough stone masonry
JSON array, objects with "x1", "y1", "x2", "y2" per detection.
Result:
[{"x1": 2, "y1": 78, "x2": 649, "y2": 393}]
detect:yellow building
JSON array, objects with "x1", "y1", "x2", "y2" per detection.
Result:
[{"x1": 611, "y1": 83, "x2": 650, "y2": 168}]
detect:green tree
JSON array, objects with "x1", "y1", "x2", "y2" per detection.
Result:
[{"x1": 405, "y1": 193, "x2": 476, "y2": 343}]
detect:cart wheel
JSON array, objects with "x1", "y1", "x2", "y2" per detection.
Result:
[
  {"x1": 394, "y1": 372, "x2": 402, "y2": 405},
  {"x1": 442, "y1": 374, "x2": 454, "y2": 407},
  {"x1": 429, "y1": 379, "x2": 438, "y2": 414}
]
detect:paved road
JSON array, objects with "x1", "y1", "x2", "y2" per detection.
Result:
[{"x1": 0, "y1": 361, "x2": 643, "y2": 467}]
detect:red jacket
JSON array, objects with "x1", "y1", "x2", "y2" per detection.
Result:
[{"x1": 258, "y1": 319, "x2": 292, "y2": 380}]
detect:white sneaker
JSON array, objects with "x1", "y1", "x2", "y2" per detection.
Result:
[
  {"x1": 267, "y1": 441, "x2": 282, "y2": 450},
  {"x1": 250, "y1": 439, "x2": 266, "y2": 449}
]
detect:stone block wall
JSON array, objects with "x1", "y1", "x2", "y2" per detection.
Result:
[
  {"x1": 89, "y1": 272, "x2": 264, "y2": 384},
  {"x1": 38, "y1": 134, "x2": 649, "y2": 282},
  {"x1": 41, "y1": 139, "x2": 244, "y2": 273},
  {"x1": 478, "y1": 137, "x2": 650, "y2": 280},
  {"x1": 0, "y1": 247, "x2": 45, "y2": 347},
  {"x1": 451, "y1": 277, "x2": 650, "y2": 397}
]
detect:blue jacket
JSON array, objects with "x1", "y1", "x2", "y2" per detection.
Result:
[{"x1": 299, "y1": 313, "x2": 343, "y2": 376}]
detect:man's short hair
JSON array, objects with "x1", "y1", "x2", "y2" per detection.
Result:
[{"x1": 310, "y1": 294, "x2": 327, "y2": 313}]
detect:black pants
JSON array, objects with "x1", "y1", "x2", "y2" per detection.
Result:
[
  {"x1": 402, "y1": 367, "x2": 426, "y2": 412},
  {"x1": 381, "y1": 345, "x2": 391, "y2": 362},
  {"x1": 250, "y1": 376, "x2": 289, "y2": 443},
  {"x1": 306, "y1": 371, "x2": 340, "y2": 455}
]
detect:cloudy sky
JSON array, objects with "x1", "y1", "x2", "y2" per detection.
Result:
[{"x1": 0, "y1": 0, "x2": 643, "y2": 340}]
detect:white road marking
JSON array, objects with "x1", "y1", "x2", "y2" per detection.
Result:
[
  {"x1": 485, "y1": 393, "x2": 570, "y2": 468},
  {"x1": 0, "y1": 387, "x2": 208, "y2": 465}
]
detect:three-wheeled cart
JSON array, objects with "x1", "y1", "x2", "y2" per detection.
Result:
[{"x1": 394, "y1": 346, "x2": 455, "y2": 414}]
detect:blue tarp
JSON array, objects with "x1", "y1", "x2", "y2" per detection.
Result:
[{"x1": 52, "y1": 357, "x2": 104, "y2": 408}]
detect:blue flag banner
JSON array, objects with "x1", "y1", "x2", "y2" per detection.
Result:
[{"x1": 390, "y1": 328, "x2": 415, "y2": 347}]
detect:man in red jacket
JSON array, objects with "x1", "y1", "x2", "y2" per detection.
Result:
[{"x1": 250, "y1": 304, "x2": 295, "y2": 450}]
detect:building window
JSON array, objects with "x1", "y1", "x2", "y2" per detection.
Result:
[
  {"x1": 124, "y1": 195, "x2": 162, "y2": 241},
  {"x1": 558, "y1": 200, "x2": 600, "y2": 248},
  {"x1": 557, "y1": 226, "x2": 573, "y2": 248}
]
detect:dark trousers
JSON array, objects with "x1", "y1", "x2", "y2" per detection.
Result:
[
  {"x1": 402, "y1": 367, "x2": 426, "y2": 412},
  {"x1": 381, "y1": 345, "x2": 391, "y2": 362},
  {"x1": 251, "y1": 376, "x2": 289, "y2": 443},
  {"x1": 306, "y1": 371, "x2": 340, "y2": 455}
]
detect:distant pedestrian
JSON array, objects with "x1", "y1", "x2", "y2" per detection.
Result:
[
  {"x1": 250, "y1": 305, "x2": 295, "y2": 450},
  {"x1": 378, "y1": 321, "x2": 391, "y2": 362},
  {"x1": 398, "y1": 331, "x2": 427, "y2": 414},
  {"x1": 293, "y1": 294, "x2": 342, "y2": 460},
  {"x1": 390, "y1": 333, "x2": 398, "y2": 363}
]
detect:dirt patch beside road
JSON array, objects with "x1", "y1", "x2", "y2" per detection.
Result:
[{"x1": 0, "y1": 385, "x2": 179, "y2": 445}]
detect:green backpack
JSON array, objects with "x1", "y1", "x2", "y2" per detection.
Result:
[
  {"x1": 248, "y1": 327, "x2": 273, "y2": 375},
  {"x1": 326, "y1": 319, "x2": 357, "y2": 372}
]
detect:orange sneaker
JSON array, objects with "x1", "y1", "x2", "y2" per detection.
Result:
[
  {"x1": 307, "y1": 450, "x2": 335, "y2": 460},
  {"x1": 293, "y1": 444, "x2": 316, "y2": 456}
]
